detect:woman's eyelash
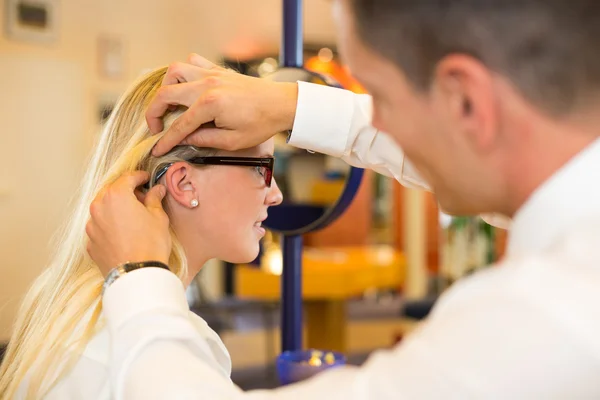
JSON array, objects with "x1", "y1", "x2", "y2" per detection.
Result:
[{"x1": 255, "y1": 166, "x2": 265, "y2": 176}]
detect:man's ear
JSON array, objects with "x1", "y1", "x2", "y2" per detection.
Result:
[
  {"x1": 164, "y1": 162, "x2": 198, "y2": 208},
  {"x1": 433, "y1": 54, "x2": 499, "y2": 153}
]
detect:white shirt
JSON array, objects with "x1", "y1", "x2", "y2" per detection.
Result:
[
  {"x1": 103, "y1": 83, "x2": 600, "y2": 399},
  {"x1": 288, "y1": 82, "x2": 427, "y2": 189},
  {"x1": 16, "y1": 309, "x2": 231, "y2": 399},
  {"x1": 288, "y1": 82, "x2": 511, "y2": 229}
]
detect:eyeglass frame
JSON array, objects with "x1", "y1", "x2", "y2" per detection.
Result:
[{"x1": 149, "y1": 155, "x2": 275, "y2": 188}]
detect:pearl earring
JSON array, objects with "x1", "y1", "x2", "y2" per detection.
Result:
[{"x1": 190, "y1": 199, "x2": 199, "y2": 208}]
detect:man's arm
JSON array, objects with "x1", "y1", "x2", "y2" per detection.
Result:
[
  {"x1": 147, "y1": 54, "x2": 429, "y2": 191},
  {"x1": 103, "y1": 261, "x2": 568, "y2": 400},
  {"x1": 288, "y1": 81, "x2": 428, "y2": 190},
  {"x1": 104, "y1": 268, "x2": 437, "y2": 400}
]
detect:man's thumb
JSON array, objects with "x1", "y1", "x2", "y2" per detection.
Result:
[
  {"x1": 182, "y1": 128, "x2": 241, "y2": 151},
  {"x1": 145, "y1": 185, "x2": 167, "y2": 210}
]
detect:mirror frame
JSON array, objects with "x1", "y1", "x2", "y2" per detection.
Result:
[{"x1": 263, "y1": 67, "x2": 365, "y2": 235}]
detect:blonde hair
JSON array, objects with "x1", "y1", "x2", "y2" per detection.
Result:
[{"x1": 0, "y1": 66, "x2": 213, "y2": 399}]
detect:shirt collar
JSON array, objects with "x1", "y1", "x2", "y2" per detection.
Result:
[{"x1": 507, "y1": 138, "x2": 600, "y2": 257}]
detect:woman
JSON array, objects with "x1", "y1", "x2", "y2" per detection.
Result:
[{"x1": 0, "y1": 66, "x2": 282, "y2": 399}]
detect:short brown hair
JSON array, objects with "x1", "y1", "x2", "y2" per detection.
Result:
[{"x1": 350, "y1": 0, "x2": 600, "y2": 114}]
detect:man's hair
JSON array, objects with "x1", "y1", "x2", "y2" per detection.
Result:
[{"x1": 350, "y1": 0, "x2": 600, "y2": 114}]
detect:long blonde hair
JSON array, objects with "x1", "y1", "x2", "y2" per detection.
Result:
[{"x1": 0, "y1": 66, "x2": 212, "y2": 399}]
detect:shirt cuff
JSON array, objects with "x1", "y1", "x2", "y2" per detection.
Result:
[
  {"x1": 401, "y1": 158, "x2": 431, "y2": 191},
  {"x1": 288, "y1": 81, "x2": 356, "y2": 157},
  {"x1": 103, "y1": 267, "x2": 189, "y2": 334}
]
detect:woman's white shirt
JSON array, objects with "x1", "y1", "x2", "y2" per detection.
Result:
[{"x1": 15, "y1": 310, "x2": 230, "y2": 399}]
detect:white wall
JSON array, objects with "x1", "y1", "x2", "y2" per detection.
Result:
[
  {"x1": 0, "y1": 56, "x2": 86, "y2": 340},
  {"x1": 202, "y1": 0, "x2": 338, "y2": 57},
  {"x1": 0, "y1": 0, "x2": 220, "y2": 342}
]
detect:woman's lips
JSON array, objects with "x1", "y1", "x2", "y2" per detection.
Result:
[{"x1": 254, "y1": 221, "x2": 266, "y2": 236}]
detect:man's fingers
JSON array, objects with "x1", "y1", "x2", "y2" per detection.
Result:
[
  {"x1": 114, "y1": 171, "x2": 151, "y2": 192},
  {"x1": 146, "y1": 82, "x2": 207, "y2": 134},
  {"x1": 135, "y1": 189, "x2": 147, "y2": 203},
  {"x1": 161, "y1": 62, "x2": 218, "y2": 86},
  {"x1": 186, "y1": 53, "x2": 225, "y2": 71},
  {"x1": 181, "y1": 128, "x2": 242, "y2": 151},
  {"x1": 85, "y1": 218, "x2": 95, "y2": 240},
  {"x1": 144, "y1": 184, "x2": 167, "y2": 212},
  {"x1": 92, "y1": 185, "x2": 108, "y2": 206},
  {"x1": 152, "y1": 95, "x2": 220, "y2": 156},
  {"x1": 147, "y1": 117, "x2": 165, "y2": 135},
  {"x1": 86, "y1": 240, "x2": 96, "y2": 262},
  {"x1": 147, "y1": 55, "x2": 227, "y2": 134}
]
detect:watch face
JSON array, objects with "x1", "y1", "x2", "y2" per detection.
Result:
[
  {"x1": 102, "y1": 262, "x2": 169, "y2": 296},
  {"x1": 102, "y1": 266, "x2": 124, "y2": 294},
  {"x1": 109, "y1": 269, "x2": 118, "y2": 282}
]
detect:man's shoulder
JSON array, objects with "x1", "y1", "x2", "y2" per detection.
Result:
[
  {"x1": 402, "y1": 233, "x2": 600, "y2": 398},
  {"x1": 432, "y1": 227, "x2": 600, "y2": 324}
]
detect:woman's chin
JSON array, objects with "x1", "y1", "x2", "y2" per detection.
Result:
[{"x1": 222, "y1": 245, "x2": 260, "y2": 265}]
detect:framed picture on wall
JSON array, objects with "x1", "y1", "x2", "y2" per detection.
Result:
[
  {"x1": 4, "y1": 0, "x2": 59, "y2": 44},
  {"x1": 97, "y1": 36, "x2": 125, "y2": 79}
]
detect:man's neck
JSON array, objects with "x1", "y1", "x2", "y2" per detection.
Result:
[{"x1": 506, "y1": 127, "x2": 599, "y2": 217}]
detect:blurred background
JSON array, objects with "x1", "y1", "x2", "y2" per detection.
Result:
[{"x1": 0, "y1": 0, "x2": 507, "y2": 389}]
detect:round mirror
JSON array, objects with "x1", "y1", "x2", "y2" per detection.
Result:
[{"x1": 263, "y1": 67, "x2": 364, "y2": 235}]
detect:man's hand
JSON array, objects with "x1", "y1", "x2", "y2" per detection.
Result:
[
  {"x1": 148, "y1": 54, "x2": 299, "y2": 156},
  {"x1": 86, "y1": 171, "x2": 171, "y2": 277}
]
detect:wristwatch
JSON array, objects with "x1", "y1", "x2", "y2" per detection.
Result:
[{"x1": 102, "y1": 260, "x2": 170, "y2": 295}]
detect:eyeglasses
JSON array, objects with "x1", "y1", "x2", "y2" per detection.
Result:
[{"x1": 151, "y1": 156, "x2": 275, "y2": 188}]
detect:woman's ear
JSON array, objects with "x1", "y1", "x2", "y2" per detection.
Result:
[{"x1": 164, "y1": 162, "x2": 199, "y2": 209}]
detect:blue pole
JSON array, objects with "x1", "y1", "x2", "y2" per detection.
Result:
[
  {"x1": 280, "y1": 0, "x2": 304, "y2": 353},
  {"x1": 281, "y1": 0, "x2": 303, "y2": 68},
  {"x1": 281, "y1": 235, "x2": 303, "y2": 351}
]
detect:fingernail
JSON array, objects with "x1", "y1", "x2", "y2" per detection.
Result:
[{"x1": 160, "y1": 186, "x2": 167, "y2": 197}]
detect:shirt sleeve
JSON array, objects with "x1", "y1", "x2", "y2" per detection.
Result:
[
  {"x1": 103, "y1": 259, "x2": 592, "y2": 400},
  {"x1": 287, "y1": 81, "x2": 430, "y2": 191}
]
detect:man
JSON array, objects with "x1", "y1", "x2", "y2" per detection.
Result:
[{"x1": 87, "y1": 0, "x2": 600, "y2": 398}]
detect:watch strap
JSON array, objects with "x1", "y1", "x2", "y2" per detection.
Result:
[{"x1": 102, "y1": 260, "x2": 170, "y2": 295}]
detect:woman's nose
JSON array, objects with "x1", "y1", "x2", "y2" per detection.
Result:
[{"x1": 266, "y1": 178, "x2": 283, "y2": 206}]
